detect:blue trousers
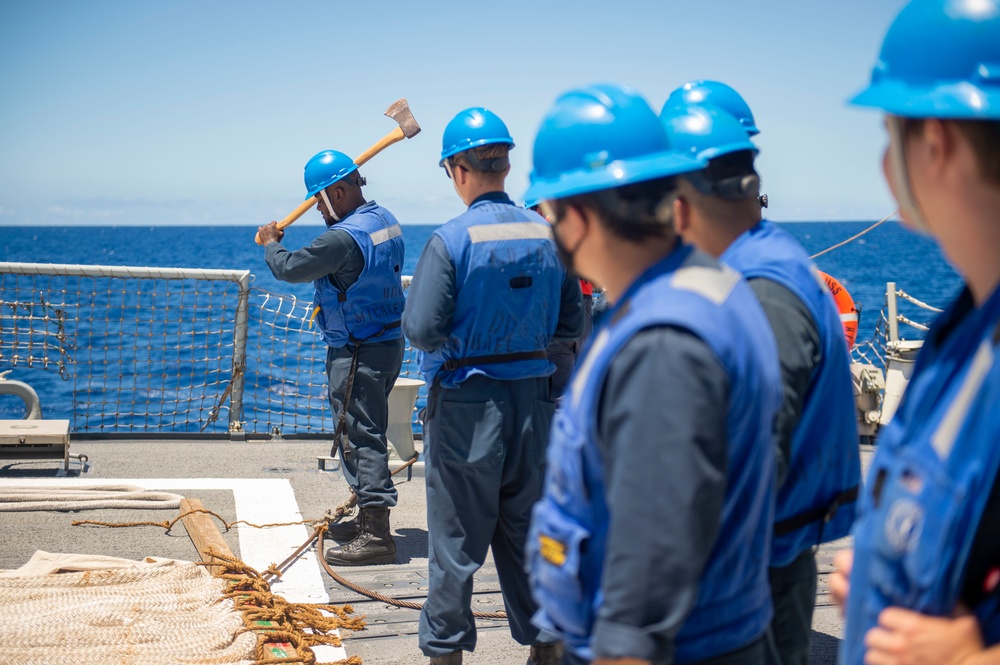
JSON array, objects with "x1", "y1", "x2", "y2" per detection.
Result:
[
  {"x1": 418, "y1": 374, "x2": 559, "y2": 656},
  {"x1": 765, "y1": 548, "x2": 818, "y2": 665},
  {"x1": 325, "y1": 338, "x2": 403, "y2": 509}
]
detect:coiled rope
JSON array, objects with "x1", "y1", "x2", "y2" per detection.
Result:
[{"x1": 0, "y1": 484, "x2": 183, "y2": 512}]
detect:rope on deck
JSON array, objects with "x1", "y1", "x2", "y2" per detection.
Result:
[{"x1": 0, "y1": 484, "x2": 183, "y2": 512}]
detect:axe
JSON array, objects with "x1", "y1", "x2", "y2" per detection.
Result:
[{"x1": 255, "y1": 98, "x2": 420, "y2": 245}]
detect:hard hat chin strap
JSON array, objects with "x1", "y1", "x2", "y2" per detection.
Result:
[
  {"x1": 319, "y1": 189, "x2": 340, "y2": 223},
  {"x1": 886, "y1": 115, "x2": 930, "y2": 234}
]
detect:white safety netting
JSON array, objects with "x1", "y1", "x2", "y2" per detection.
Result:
[
  {"x1": 0, "y1": 263, "x2": 426, "y2": 436},
  {"x1": 0, "y1": 552, "x2": 257, "y2": 665}
]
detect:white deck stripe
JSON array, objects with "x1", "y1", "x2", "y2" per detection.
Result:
[{"x1": 0, "y1": 477, "x2": 346, "y2": 661}]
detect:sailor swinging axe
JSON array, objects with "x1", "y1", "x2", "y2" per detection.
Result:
[
  {"x1": 256, "y1": 100, "x2": 417, "y2": 567},
  {"x1": 254, "y1": 98, "x2": 421, "y2": 245}
]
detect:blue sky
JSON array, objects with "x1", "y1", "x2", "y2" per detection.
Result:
[{"x1": 0, "y1": 1, "x2": 906, "y2": 226}]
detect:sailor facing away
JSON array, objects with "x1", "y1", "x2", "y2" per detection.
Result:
[
  {"x1": 403, "y1": 107, "x2": 583, "y2": 665},
  {"x1": 661, "y1": 96, "x2": 861, "y2": 665},
  {"x1": 524, "y1": 83, "x2": 782, "y2": 665},
  {"x1": 828, "y1": 1, "x2": 1000, "y2": 664},
  {"x1": 257, "y1": 149, "x2": 405, "y2": 566}
]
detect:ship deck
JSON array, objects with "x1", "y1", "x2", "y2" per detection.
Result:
[{"x1": 0, "y1": 438, "x2": 867, "y2": 664}]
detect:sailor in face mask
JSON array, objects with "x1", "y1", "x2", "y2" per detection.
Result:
[
  {"x1": 258, "y1": 149, "x2": 405, "y2": 567},
  {"x1": 402, "y1": 108, "x2": 583, "y2": 665},
  {"x1": 524, "y1": 83, "x2": 783, "y2": 665}
]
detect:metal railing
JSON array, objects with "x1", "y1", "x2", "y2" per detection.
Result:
[{"x1": 850, "y1": 281, "x2": 942, "y2": 369}]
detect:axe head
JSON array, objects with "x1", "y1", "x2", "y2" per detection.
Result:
[{"x1": 385, "y1": 98, "x2": 421, "y2": 138}]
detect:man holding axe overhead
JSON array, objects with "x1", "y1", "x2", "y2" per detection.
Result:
[
  {"x1": 257, "y1": 148, "x2": 405, "y2": 566},
  {"x1": 404, "y1": 107, "x2": 582, "y2": 665}
]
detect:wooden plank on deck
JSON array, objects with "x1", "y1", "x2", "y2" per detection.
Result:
[{"x1": 178, "y1": 497, "x2": 234, "y2": 575}]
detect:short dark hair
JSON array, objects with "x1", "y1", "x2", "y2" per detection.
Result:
[
  {"x1": 679, "y1": 150, "x2": 761, "y2": 202},
  {"x1": 452, "y1": 143, "x2": 510, "y2": 183},
  {"x1": 555, "y1": 176, "x2": 679, "y2": 242},
  {"x1": 956, "y1": 120, "x2": 1000, "y2": 186}
]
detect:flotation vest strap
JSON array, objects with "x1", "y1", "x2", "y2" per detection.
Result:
[
  {"x1": 773, "y1": 484, "x2": 860, "y2": 537},
  {"x1": 442, "y1": 350, "x2": 548, "y2": 372},
  {"x1": 347, "y1": 319, "x2": 400, "y2": 345}
]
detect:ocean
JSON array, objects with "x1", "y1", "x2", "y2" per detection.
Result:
[{"x1": 1, "y1": 221, "x2": 963, "y2": 425}]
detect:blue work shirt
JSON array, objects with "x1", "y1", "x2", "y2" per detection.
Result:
[{"x1": 403, "y1": 191, "x2": 584, "y2": 385}]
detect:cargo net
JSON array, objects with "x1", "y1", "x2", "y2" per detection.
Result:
[
  {"x1": 0, "y1": 265, "x2": 424, "y2": 436},
  {"x1": 850, "y1": 284, "x2": 944, "y2": 369},
  {"x1": 0, "y1": 561, "x2": 259, "y2": 665},
  {"x1": 0, "y1": 554, "x2": 362, "y2": 665}
]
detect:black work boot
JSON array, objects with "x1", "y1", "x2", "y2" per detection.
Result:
[
  {"x1": 429, "y1": 651, "x2": 462, "y2": 665},
  {"x1": 325, "y1": 511, "x2": 362, "y2": 542},
  {"x1": 527, "y1": 642, "x2": 563, "y2": 665},
  {"x1": 323, "y1": 507, "x2": 396, "y2": 566}
]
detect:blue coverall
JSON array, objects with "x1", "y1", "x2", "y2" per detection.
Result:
[
  {"x1": 403, "y1": 192, "x2": 583, "y2": 657},
  {"x1": 264, "y1": 201, "x2": 403, "y2": 508}
]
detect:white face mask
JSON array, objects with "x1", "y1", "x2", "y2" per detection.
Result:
[
  {"x1": 319, "y1": 189, "x2": 340, "y2": 224},
  {"x1": 885, "y1": 115, "x2": 930, "y2": 234}
]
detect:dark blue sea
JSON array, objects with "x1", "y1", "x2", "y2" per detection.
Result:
[{"x1": 0, "y1": 222, "x2": 964, "y2": 426}]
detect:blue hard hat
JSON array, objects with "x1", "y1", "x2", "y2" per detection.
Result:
[
  {"x1": 660, "y1": 104, "x2": 759, "y2": 162},
  {"x1": 664, "y1": 80, "x2": 760, "y2": 136},
  {"x1": 303, "y1": 150, "x2": 359, "y2": 200},
  {"x1": 850, "y1": 0, "x2": 1000, "y2": 119},
  {"x1": 525, "y1": 83, "x2": 706, "y2": 204},
  {"x1": 440, "y1": 108, "x2": 515, "y2": 165}
]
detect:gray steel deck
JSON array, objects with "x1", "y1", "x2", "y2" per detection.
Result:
[{"x1": 0, "y1": 438, "x2": 862, "y2": 664}]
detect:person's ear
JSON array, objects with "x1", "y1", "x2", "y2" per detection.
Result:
[
  {"x1": 673, "y1": 195, "x2": 692, "y2": 235},
  {"x1": 455, "y1": 164, "x2": 470, "y2": 187},
  {"x1": 922, "y1": 118, "x2": 958, "y2": 178},
  {"x1": 559, "y1": 203, "x2": 590, "y2": 249}
]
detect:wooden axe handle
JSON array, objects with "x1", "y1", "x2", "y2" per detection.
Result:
[
  {"x1": 355, "y1": 125, "x2": 405, "y2": 166},
  {"x1": 254, "y1": 197, "x2": 316, "y2": 245},
  {"x1": 255, "y1": 125, "x2": 407, "y2": 245}
]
